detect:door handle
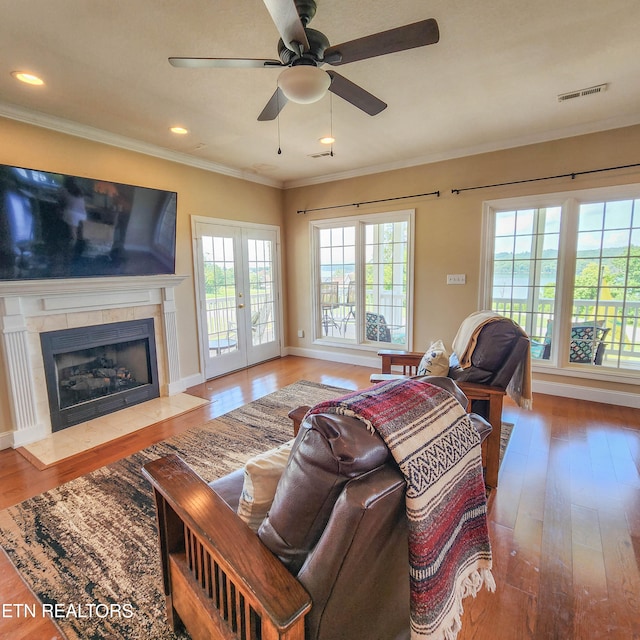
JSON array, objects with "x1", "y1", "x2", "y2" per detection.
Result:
[{"x1": 238, "y1": 304, "x2": 245, "y2": 309}]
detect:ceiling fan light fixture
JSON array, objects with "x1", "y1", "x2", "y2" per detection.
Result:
[
  {"x1": 319, "y1": 136, "x2": 335, "y2": 145},
  {"x1": 278, "y1": 66, "x2": 330, "y2": 104}
]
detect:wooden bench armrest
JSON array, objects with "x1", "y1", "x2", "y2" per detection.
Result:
[
  {"x1": 288, "y1": 406, "x2": 311, "y2": 436},
  {"x1": 377, "y1": 350, "x2": 425, "y2": 374},
  {"x1": 454, "y1": 381, "x2": 506, "y2": 400},
  {"x1": 142, "y1": 454, "x2": 311, "y2": 639}
]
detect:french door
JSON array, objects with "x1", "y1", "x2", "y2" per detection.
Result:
[{"x1": 193, "y1": 219, "x2": 281, "y2": 379}]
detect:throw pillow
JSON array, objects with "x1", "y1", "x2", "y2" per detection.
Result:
[
  {"x1": 417, "y1": 339, "x2": 449, "y2": 376},
  {"x1": 570, "y1": 325, "x2": 595, "y2": 363},
  {"x1": 237, "y1": 439, "x2": 294, "y2": 532}
]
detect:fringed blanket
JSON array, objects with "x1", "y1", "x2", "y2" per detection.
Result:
[
  {"x1": 452, "y1": 310, "x2": 503, "y2": 369},
  {"x1": 307, "y1": 379, "x2": 495, "y2": 640}
]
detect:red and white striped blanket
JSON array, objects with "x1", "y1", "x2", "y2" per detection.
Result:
[{"x1": 307, "y1": 378, "x2": 495, "y2": 640}]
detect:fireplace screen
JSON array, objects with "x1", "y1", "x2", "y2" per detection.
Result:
[
  {"x1": 40, "y1": 319, "x2": 160, "y2": 431},
  {"x1": 55, "y1": 338, "x2": 150, "y2": 410}
]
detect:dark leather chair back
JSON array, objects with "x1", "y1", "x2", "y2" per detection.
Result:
[{"x1": 448, "y1": 318, "x2": 529, "y2": 391}]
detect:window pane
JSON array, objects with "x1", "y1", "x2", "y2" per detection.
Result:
[
  {"x1": 487, "y1": 196, "x2": 640, "y2": 373},
  {"x1": 313, "y1": 215, "x2": 412, "y2": 349},
  {"x1": 514, "y1": 234, "x2": 533, "y2": 255},
  {"x1": 489, "y1": 207, "x2": 559, "y2": 356},
  {"x1": 516, "y1": 210, "x2": 535, "y2": 235},
  {"x1": 602, "y1": 229, "x2": 630, "y2": 257},
  {"x1": 633, "y1": 199, "x2": 640, "y2": 227},
  {"x1": 542, "y1": 233, "x2": 559, "y2": 253},
  {"x1": 577, "y1": 231, "x2": 602, "y2": 255},
  {"x1": 604, "y1": 200, "x2": 633, "y2": 229},
  {"x1": 248, "y1": 238, "x2": 276, "y2": 346},
  {"x1": 579, "y1": 203, "x2": 604, "y2": 230},
  {"x1": 495, "y1": 236, "x2": 514, "y2": 257},
  {"x1": 544, "y1": 208, "x2": 562, "y2": 233},
  {"x1": 495, "y1": 210, "x2": 516, "y2": 236},
  {"x1": 317, "y1": 225, "x2": 355, "y2": 340},
  {"x1": 202, "y1": 234, "x2": 238, "y2": 357},
  {"x1": 570, "y1": 200, "x2": 640, "y2": 369},
  {"x1": 364, "y1": 220, "x2": 409, "y2": 345}
]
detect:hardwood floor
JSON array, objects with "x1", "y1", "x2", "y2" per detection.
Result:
[{"x1": 1, "y1": 356, "x2": 639, "y2": 639}]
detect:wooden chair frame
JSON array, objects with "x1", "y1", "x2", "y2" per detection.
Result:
[{"x1": 142, "y1": 454, "x2": 311, "y2": 640}]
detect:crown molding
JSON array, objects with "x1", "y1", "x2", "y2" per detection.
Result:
[
  {"x1": 3, "y1": 101, "x2": 640, "y2": 193},
  {"x1": 0, "y1": 102, "x2": 284, "y2": 189},
  {"x1": 282, "y1": 112, "x2": 640, "y2": 190}
]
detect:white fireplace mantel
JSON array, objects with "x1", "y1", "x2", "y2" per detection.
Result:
[{"x1": 0, "y1": 275, "x2": 187, "y2": 449}]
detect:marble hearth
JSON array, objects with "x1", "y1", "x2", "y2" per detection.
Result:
[{"x1": 0, "y1": 275, "x2": 186, "y2": 449}]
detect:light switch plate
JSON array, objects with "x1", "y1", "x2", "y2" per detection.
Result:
[{"x1": 447, "y1": 274, "x2": 466, "y2": 285}]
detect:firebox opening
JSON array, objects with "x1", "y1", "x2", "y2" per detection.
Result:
[
  {"x1": 40, "y1": 318, "x2": 160, "y2": 432},
  {"x1": 55, "y1": 338, "x2": 151, "y2": 410}
]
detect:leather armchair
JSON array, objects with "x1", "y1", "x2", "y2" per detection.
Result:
[{"x1": 142, "y1": 377, "x2": 491, "y2": 640}]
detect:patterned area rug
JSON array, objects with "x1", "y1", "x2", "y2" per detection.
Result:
[
  {"x1": 0, "y1": 381, "x2": 514, "y2": 640},
  {"x1": 0, "y1": 380, "x2": 348, "y2": 640}
]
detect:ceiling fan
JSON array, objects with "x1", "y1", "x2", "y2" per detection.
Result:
[{"x1": 169, "y1": 0, "x2": 439, "y2": 121}]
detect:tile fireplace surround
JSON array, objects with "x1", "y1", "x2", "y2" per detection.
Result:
[{"x1": 0, "y1": 275, "x2": 186, "y2": 450}]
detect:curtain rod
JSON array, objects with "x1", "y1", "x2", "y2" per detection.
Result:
[
  {"x1": 296, "y1": 190, "x2": 440, "y2": 215},
  {"x1": 451, "y1": 162, "x2": 640, "y2": 195}
]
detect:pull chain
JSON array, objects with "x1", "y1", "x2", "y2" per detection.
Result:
[
  {"x1": 277, "y1": 88, "x2": 282, "y2": 155},
  {"x1": 330, "y1": 93, "x2": 334, "y2": 157}
]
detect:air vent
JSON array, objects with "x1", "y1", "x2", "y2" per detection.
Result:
[
  {"x1": 308, "y1": 151, "x2": 333, "y2": 158},
  {"x1": 558, "y1": 83, "x2": 607, "y2": 102}
]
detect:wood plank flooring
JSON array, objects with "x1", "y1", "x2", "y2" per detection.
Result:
[{"x1": 1, "y1": 356, "x2": 639, "y2": 639}]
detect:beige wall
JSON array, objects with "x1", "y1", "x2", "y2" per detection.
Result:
[
  {"x1": 284, "y1": 124, "x2": 640, "y2": 397},
  {"x1": 0, "y1": 117, "x2": 284, "y2": 430},
  {"x1": 2, "y1": 117, "x2": 639, "y2": 423}
]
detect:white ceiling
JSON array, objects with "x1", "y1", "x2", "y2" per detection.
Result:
[{"x1": 1, "y1": 0, "x2": 639, "y2": 188}]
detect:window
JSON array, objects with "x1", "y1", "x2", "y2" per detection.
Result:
[
  {"x1": 482, "y1": 185, "x2": 640, "y2": 376},
  {"x1": 311, "y1": 210, "x2": 414, "y2": 350}
]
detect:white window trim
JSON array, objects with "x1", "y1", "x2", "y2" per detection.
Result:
[
  {"x1": 310, "y1": 209, "x2": 415, "y2": 352},
  {"x1": 481, "y1": 183, "x2": 640, "y2": 385}
]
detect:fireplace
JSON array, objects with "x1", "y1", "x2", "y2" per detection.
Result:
[
  {"x1": 40, "y1": 318, "x2": 160, "y2": 432},
  {"x1": 0, "y1": 274, "x2": 186, "y2": 448}
]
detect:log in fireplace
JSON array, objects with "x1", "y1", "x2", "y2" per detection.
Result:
[{"x1": 40, "y1": 318, "x2": 160, "y2": 432}]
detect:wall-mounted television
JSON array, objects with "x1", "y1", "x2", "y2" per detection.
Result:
[{"x1": 0, "y1": 164, "x2": 177, "y2": 281}]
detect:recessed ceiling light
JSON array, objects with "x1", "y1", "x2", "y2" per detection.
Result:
[
  {"x1": 319, "y1": 136, "x2": 335, "y2": 145},
  {"x1": 170, "y1": 126, "x2": 189, "y2": 135},
  {"x1": 11, "y1": 71, "x2": 44, "y2": 86}
]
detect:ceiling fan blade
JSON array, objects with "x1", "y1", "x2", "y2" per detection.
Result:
[
  {"x1": 257, "y1": 88, "x2": 289, "y2": 121},
  {"x1": 326, "y1": 71, "x2": 386, "y2": 116},
  {"x1": 169, "y1": 57, "x2": 283, "y2": 69},
  {"x1": 324, "y1": 18, "x2": 439, "y2": 66},
  {"x1": 262, "y1": 0, "x2": 309, "y2": 53}
]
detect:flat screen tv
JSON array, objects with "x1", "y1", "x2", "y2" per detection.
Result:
[{"x1": 0, "y1": 164, "x2": 177, "y2": 281}]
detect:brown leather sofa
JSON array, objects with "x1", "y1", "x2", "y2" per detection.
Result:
[{"x1": 143, "y1": 377, "x2": 491, "y2": 640}]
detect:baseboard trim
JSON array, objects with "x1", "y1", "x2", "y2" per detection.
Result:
[
  {"x1": 176, "y1": 372, "x2": 205, "y2": 392},
  {"x1": 10, "y1": 423, "x2": 50, "y2": 448},
  {"x1": 532, "y1": 379, "x2": 640, "y2": 408},
  {"x1": 286, "y1": 346, "x2": 382, "y2": 369},
  {"x1": 0, "y1": 430, "x2": 14, "y2": 450}
]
